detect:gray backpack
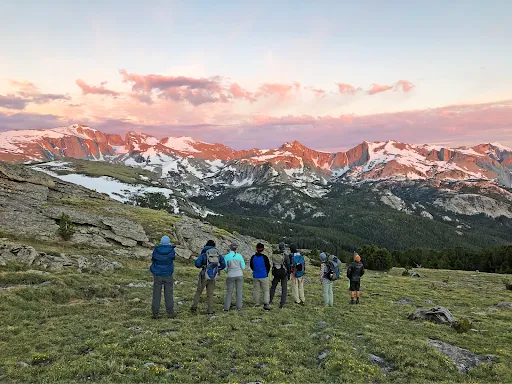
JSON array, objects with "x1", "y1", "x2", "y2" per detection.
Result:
[{"x1": 205, "y1": 248, "x2": 220, "y2": 280}]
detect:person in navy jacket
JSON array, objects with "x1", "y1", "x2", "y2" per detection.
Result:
[{"x1": 150, "y1": 235, "x2": 176, "y2": 319}]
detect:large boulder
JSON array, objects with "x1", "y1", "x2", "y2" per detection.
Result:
[
  {"x1": 428, "y1": 339, "x2": 495, "y2": 373},
  {"x1": 408, "y1": 306, "x2": 457, "y2": 325}
]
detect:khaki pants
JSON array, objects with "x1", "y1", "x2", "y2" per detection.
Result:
[
  {"x1": 292, "y1": 275, "x2": 305, "y2": 303},
  {"x1": 253, "y1": 277, "x2": 270, "y2": 305},
  {"x1": 191, "y1": 273, "x2": 216, "y2": 313}
]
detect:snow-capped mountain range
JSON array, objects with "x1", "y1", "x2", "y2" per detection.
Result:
[{"x1": 1, "y1": 124, "x2": 511, "y2": 197}]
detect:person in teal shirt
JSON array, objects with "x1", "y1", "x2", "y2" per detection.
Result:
[{"x1": 223, "y1": 241, "x2": 246, "y2": 311}]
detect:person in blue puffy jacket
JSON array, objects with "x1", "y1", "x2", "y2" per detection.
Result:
[{"x1": 150, "y1": 236, "x2": 176, "y2": 319}]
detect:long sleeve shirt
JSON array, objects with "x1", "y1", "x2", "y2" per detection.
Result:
[{"x1": 224, "y1": 251, "x2": 246, "y2": 278}]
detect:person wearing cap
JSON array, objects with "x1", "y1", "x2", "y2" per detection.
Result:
[
  {"x1": 269, "y1": 242, "x2": 291, "y2": 308},
  {"x1": 150, "y1": 235, "x2": 177, "y2": 319},
  {"x1": 347, "y1": 253, "x2": 365, "y2": 304},
  {"x1": 223, "y1": 241, "x2": 246, "y2": 311},
  {"x1": 250, "y1": 243, "x2": 271, "y2": 310}
]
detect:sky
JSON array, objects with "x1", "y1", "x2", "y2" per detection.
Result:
[{"x1": 1, "y1": 0, "x2": 511, "y2": 151}]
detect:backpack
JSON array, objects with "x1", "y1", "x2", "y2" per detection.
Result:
[
  {"x1": 204, "y1": 248, "x2": 220, "y2": 280},
  {"x1": 292, "y1": 253, "x2": 305, "y2": 278},
  {"x1": 326, "y1": 256, "x2": 341, "y2": 281},
  {"x1": 272, "y1": 253, "x2": 287, "y2": 278},
  {"x1": 324, "y1": 261, "x2": 339, "y2": 281}
]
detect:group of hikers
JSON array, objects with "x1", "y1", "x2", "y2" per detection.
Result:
[{"x1": 150, "y1": 236, "x2": 365, "y2": 318}]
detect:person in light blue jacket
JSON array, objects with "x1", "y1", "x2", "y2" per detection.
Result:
[
  {"x1": 150, "y1": 236, "x2": 176, "y2": 319},
  {"x1": 223, "y1": 241, "x2": 246, "y2": 311}
]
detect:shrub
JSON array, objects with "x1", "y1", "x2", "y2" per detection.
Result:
[
  {"x1": 452, "y1": 318, "x2": 472, "y2": 333},
  {"x1": 402, "y1": 269, "x2": 410, "y2": 276},
  {"x1": 504, "y1": 280, "x2": 512, "y2": 291},
  {"x1": 58, "y1": 213, "x2": 75, "y2": 241}
]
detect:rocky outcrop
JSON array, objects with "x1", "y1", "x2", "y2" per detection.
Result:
[
  {"x1": 433, "y1": 194, "x2": 512, "y2": 218},
  {"x1": 0, "y1": 163, "x2": 149, "y2": 248},
  {"x1": 0, "y1": 242, "x2": 122, "y2": 272},
  {"x1": 428, "y1": 339, "x2": 495, "y2": 373},
  {"x1": 171, "y1": 218, "x2": 270, "y2": 260}
]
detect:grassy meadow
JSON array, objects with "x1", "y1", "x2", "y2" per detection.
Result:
[{"x1": 1, "y1": 255, "x2": 511, "y2": 384}]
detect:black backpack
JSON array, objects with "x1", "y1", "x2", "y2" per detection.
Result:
[{"x1": 272, "y1": 253, "x2": 287, "y2": 278}]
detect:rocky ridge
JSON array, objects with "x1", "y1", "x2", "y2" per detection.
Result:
[{"x1": 0, "y1": 162, "x2": 269, "y2": 263}]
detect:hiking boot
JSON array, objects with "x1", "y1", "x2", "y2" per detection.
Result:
[
  {"x1": 263, "y1": 304, "x2": 271, "y2": 311},
  {"x1": 300, "y1": 301, "x2": 305, "y2": 306},
  {"x1": 350, "y1": 298, "x2": 355, "y2": 305},
  {"x1": 356, "y1": 298, "x2": 360, "y2": 304},
  {"x1": 167, "y1": 312, "x2": 177, "y2": 318}
]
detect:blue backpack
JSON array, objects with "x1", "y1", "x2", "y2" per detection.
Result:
[{"x1": 292, "y1": 253, "x2": 305, "y2": 278}]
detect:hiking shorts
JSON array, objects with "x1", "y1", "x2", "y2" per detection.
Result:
[{"x1": 349, "y1": 280, "x2": 361, "y2": 291}]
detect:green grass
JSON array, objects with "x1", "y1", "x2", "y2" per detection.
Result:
[
  {"x1": 50, "y1": 159, "x2": 158, "y2": 185},
  {"x1": 0, "y1": 256, "x2": 511, "y2": 384}
]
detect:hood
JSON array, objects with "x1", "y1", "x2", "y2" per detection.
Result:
[{"x1": 154, "y1": 244, "x2": 176, "y2": 255}]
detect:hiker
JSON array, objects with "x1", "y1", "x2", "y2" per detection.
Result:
[
  {"x1": 269, "y1": 242, "x2": 291, "y2": 308},
  {"x1": 223, "y1": 241, "x2": 246, "y2": 311},
  {"x1": 250, "y1": 243, "x2": 271, "y2": 310},
  {"x1": 191, "y1": 240, "x2": 226, "y2": 314},
  {"x1": 319, "y1": 252, "x2": 341, "y2": 307},
  {"x1": 289, "y1": 244, "x2": 306, "y2": 305},
  {"x1": 150, "y1": 235, "x2": 177, "y2": 319},
  {"x1": 347, "y1": 253, "x2": 365, "y2": 304}
]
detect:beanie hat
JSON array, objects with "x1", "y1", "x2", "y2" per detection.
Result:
[
  {"x1": 256, "y1": 242, "x2": 264, "y2": 252},
  {"x1": 320, "y1": 252, "x2": 327, "y2": 261},
  {"x1": 290, "y1": 243, "x2": 298, "y2": 253},
  {"x1": 206, "y1": 240, "x2": 216, "y2": 247},
  {"x1": 354, "y1": 253, "x2": 361, "y2": 262},
  {"x1": 230, "y1": 241, "x2": 239, "y2": 250},
  {"x1": 160, "y1": 235, "x2": 171, "y2": 245}
]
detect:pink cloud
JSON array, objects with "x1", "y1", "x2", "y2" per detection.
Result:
[
  {"x1": 229, "y1": 83, "x2": 256, "y2": 102},
  {"x1": 129, "y1": 93, "x2": 153, "y2": 105},
  {"x1": 367, "y1": 80, "x2": 415, "y2": 95},
  {"x1": 337, "y1": 83, "x2": 362, "y2": 95},
  {"x1": 395, "y1": 80, "x2": 415, "y2": 92},
  {"x1": 256, "y1": 82, "x2": 299, "y2": 100},
  {"x1": 367, "y1": 83, "x2": 393, "y2": 95},
  {"x1": 119, "y1": 69, "x2": 228, "y2": 106},
  {"x1": 75, "y1": 79, "x2": 120, "y2": 97},
  {"x1": 7, "y1": 79, "x2": 70, "y2": 104},
  {"x1": 306, "y1": 86, "x2": 327, "y2": 97},
  {"x1": 0, "y1": 94, "x2": 28, "y2": 110}
]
